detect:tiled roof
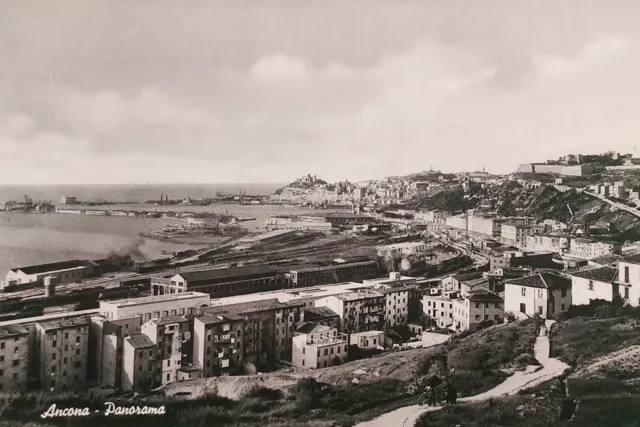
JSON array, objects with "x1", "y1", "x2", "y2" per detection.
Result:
[
  {"x1": 506, "y1": 272, "x2": 571, "y2": 290},
  {"x1": 465, "y1": 290, "x2": 503, "y2": 302},
  {"x1": 622, "y1": 254, "x2": 640, "y2": 265},
  {"x1": 178, "y1": 265, "x2": 276, "y2": 283},
  {"x1": 304, "y1": 306, "x2": 339, "y2": 319},
  {"x1": 451, "y1": 272, "x2": 483, "y2": 282},
  {"x1": 570, "y1": 267, "x2": 619, "y2": 283},
  {"x1": 589, "y1": 254, "x2": 623, "y2": 266},
  {"x1": 126, "y1": 333, "x2": 155, "y2": 349}
]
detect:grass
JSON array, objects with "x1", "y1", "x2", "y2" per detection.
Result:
[{"x1": 550, "y1": 317, "x2": 640, "y2": 367}]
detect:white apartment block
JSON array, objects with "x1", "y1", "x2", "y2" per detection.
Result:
[
  {"x1": 99, "y1": 292, "x2": 210, "y2": 321},
  {"x1": 349, "y1": 330, "x2": 384, "y2": 350},
  {"x1": 570, "y1": 266, "x2": 624, "y2": 306},
  {"x1": 504, "y1": 272, "x2": 572, "y2": 319},
  {"x1": 292, "y1": 325, "x2": 348, "y2": 369},
  {"x1": 422, "y1": 292, "x2": 456, "y2": 328},
  {"x1": 140, "y1": 316, "x2": 190, "y2": 386},
  {"x1": 501, "y1": 223, "x2": 533, "y2": 248},
  {"x1": 619, "y1": 255, "x2": 640, "y2": 306},
  {"x1": 452, "y1": 290, "x2": 504, "y2": 332},
  {"x1": 526, "y1": 234, "x2": 570, "y2": 254},
  {"x1": 446, "y1": 215, "x2": 468, "y2": 231},
  {"x1": 314, "y1": 290, "x2": 385, "y2": 333},
  {"x1": 570, "y1": 238, "x2": 622, "y2": 259}
]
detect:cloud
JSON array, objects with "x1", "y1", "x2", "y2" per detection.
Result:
[{"x1": 251, "y1": 54, "x2": 309, "y2": 80}]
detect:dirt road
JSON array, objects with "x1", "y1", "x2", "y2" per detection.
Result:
[{"x1": 354, "y1": 320, "x2": 569, "y2": 427}]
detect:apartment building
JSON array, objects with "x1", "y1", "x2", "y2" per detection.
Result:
[
  {"x1": 504, "y1": 272, "x2": 572, "y2": 319},
  {"x1": 193, "y1": 313, "x2": 244, "y2": 377},
  {"x1": 619, "y1": 255, "x2": 640, "y2": 306},
  {"x1": 315, "y1": 290, "x2": 385, "y2": 333},
  {"x1": 141, "y1": 315, "x2": 190, "y2": 386},
  {"x1": 99, "y1": 292, "x2": 210, "y2": 321},
  {"x1": 422, "y1": 291, "x2": 457, "y2": 328},
  {"x1": 501, "y1": 223, "x2": 534, "y2": 248},
  {"x1": 570, "y1": 266, "x2": 622, "y2": 306},
  {"x1": 205, "y1": 299, "x2": 304, "y2": 367},
  {"x1": 302, "y1": 306, "x2": 340, "y2": 330},
  {"x1": 121, "y1": 333, "x2": 160, "y2": 393},
  {"x1": 35, "y1": 317, "x2": 89, "y2": 392},
  {"x1": 292, "y1": 325, "x2": 348, "y2": 369},
  {"x1": 489, "y1": 251, "x2": 556, "y2": 271},
  {"x1": 89, "y1": 316, "x2": 142, "y2": 389},
  {"x1": 446, "y1": 215, "x2": 468, "y2": 231},
  {"x1": 349, "y1": 330, "x2": 385, "y2": 350},
  {"x1": 287, "y1": 261, "x2": 380, "y2": 288},
  {"x1": 468, "y1": 216, "x2": 504, "y2": 239},
  {"x1": 363, "y1": 273, "x2": 414, "y2": 328},
  {"x1": 571, "y1": 238, "x2": 622, "y2": 259},
  {"x1": 0, "y1": 325, "x2": 30, "y2": 392},
  {"x1": 442, "y1": 272, "x2": 484, "y2": 292},
  {"x1": 526, "y1": 234, "x2": 570, "y2": 254},
  {"x1": 452, "y1": 290, "x2": 504, "y2": 332}
]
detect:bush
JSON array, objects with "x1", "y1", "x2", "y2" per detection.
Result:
[
  {"x1": 242, "y1": 386, "x2": 284, "y2": 401},
  {"x1": 595, "y1": 305, "x2": 613, "y2": 319},
  {"x1": 515, "y1": 353, "x2": 537, "y2": 366}
]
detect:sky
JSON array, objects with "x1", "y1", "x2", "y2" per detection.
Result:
[{"x1": 1, "y1": 0, "x2": 639, "y2": 185}]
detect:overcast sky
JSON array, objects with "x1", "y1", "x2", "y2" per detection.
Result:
[{"x1": 1, "y1": 0, "x2": 639, "y2": 184}]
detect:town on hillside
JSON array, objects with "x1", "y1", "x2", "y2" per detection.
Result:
[{"x1": 2, "y1": 151, "x2": 640, "y2": 426}]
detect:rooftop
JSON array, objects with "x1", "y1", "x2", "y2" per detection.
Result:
[
  {"x1": 150, "y1": 315, "x2": 188, "y2": 326},
  {"x1": 465, "y1": 289, "x2": 503, "y2": 302},
  {"x1": 335, "y1": 290, "x2": 384, "y2": 301},
  {"x1": 126, "y1": 333, "x2": 155, "y2": 349},
  {"x1": 505, "y1": 272, "x2": 571, "y2": 290},
  {"x1": 622, "y1": 254, "x2": 640, "y2": 266},
  {"x1": 451, "y1": 272, "x2": 484, "y2": 282},
  {"x1": 297, "y1": 323, "x2": 332, "y2": 335},
  {"x1": 196, "y1": 312, "x2": 244, "y2": 326},
  {"x1": 177, "y1": 265, "x2": 276, "y2": 283},
  {"x1": 303, "y1": 306, "x2": 339, "y2": 319},
  {"x1": 289, "y1": 261, "x2": 377, "y2": 273},
  {"x1": 12, "y1": 259, "x2": 89, "y2": 275},
  {"x1": 351, "y1": 330, "x2": 384, "y2": 337},
  {"x1": 37, "y1": 316, "x2": 89, "y2": 331},
  {"x1": 588, "y1": 254, "x2": 623, "y2": 266},
  {"x1": 0, "y1": 309, "x2": 99, "y2": 328},
  {"x1": 570, "y1": 266, "x2": 618, "y2": 283},
  {"x1": 0, "y1": 325, "x2": 29, "y2": 338},
  {"x1": 101, "y1": 292, "x2": 210, "y2": 308}
]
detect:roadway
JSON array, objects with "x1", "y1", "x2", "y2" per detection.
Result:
[{"x1": 585, "y1": 191, "x2": 640, "y2": 218}]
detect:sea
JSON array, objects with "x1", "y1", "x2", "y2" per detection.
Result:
[{"x1": 0, "y1": 183, "x2": 340, "y2": 277}]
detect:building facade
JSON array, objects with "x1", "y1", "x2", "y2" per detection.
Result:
[
  {"x1": 193, "y1": 313, "x2": 244, "y2": 377},
  {"x1": 291, "y1": 325, "x2": 348, "y2": 369},
  {"x1": 0, "y1": 325, "x2": 30, "y2": 392},
  {"x1": 504, "y1": 272, "x2": 572, "y2": 319}
]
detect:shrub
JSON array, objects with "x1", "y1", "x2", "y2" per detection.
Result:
[
  {"x1": 505, "y1": 312, "x2": 517, "y2": 323},
  {"x1": 595, "y1": 305, "x2": 613, "y2": 319},
  {"x1": 243, "y1": 386, "x2": 284, "y2": 401},
  {"x1": 514, "y1": 353, "x2": 537, "y2": 366},
  {"x1": 330, "y1": 356, "x2": 342, "y2": 367}
]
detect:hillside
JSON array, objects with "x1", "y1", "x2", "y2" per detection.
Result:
[{"x1": 414, "y1": 179, "x2": 640, "y2": 238}]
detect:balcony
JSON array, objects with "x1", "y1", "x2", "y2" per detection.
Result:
[{"x1": 307, "y1": 332, "x2": 348, "y2": 347}]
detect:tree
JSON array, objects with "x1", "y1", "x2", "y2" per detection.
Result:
[
  {"x1": 400, "y1": 258, "x2": 412, "y2": 273},
  {"x1": 595, "y1": 305, "x2": 612, "y2": 319},
  {"x1": 505, "y1": 312, "x2": 517, "y2": 323}
]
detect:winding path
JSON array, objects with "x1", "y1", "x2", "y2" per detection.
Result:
[{"x1": 354, "y1": 320, "x2": 569, "y2": 427}]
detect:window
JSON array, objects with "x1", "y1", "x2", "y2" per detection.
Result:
[
  {"x1": 324, "y1": 349, "x2": 328, "y2": 356},
  {"x1": 52, "y1": 340, "x2": 57, "y2": 348},
  {"x1": 538, "y1": 306, "x2": 543, "y2": 315},
  {"x1": 561, "y1": 288, "x2": 567, "y2": 298},
  {"x1": 0, "y1": 356, "x2": 3, "y2": 362},
  {"x1": 207, "y1": 335, "x2": 211, "y2": 342},
  {"x1": 588, "y1": 281, "x2": 594, "y2": 291},
  {"x1": 0, "y1": 369, "x2": 3, "y2": 376},
  {"x1": 139, "y1": 365, "x2": 143, "y2": 372},
  {"x1": 537, "y1": 290, "x2": 543, "y2": 298},
  {"x1": 302, "y1": 360, "x2": 305, "y2": 366},
  {"x1": 521, "y1": 287, "x2": 526, "y2": 296},
  {"x1": 520, "y1": 303, "x2": 526, "y2": 313},
  {"x1": 475, "y1": 315, "x2": 480, "y2": 321},
  {"x1": 75, "y1": 336, "x2": 80, "y2": 344},
  {"x1": 52, "y1": 353, "x2": 56, "y2": 361},
  {"x1": 64, "y1": 357, "x2": 68, "y2": 364},
  {"x1": 475, "y1": 303, "x2": 480, "y2": 308},
  {"x1": 166, "y1": 373, "x2": 170, "y2": 381},
  {"x1": 302, "y1": 348, "x2": 305, "y2": 354},
  {"x1": 561, "y1": 304, "x2": 566, "y2": 311},
  {"x1": 76, "y1": 349, "x2": 80, "y2": 355},
  {"x1": 64, "y1": 344, "x2": 68, "y2": 352},
  {"x1": 625, "y1": 287, "x2": 630, "y2": 299},
  {"x1": 64, "y1": 332, "x2": 69, "y2": 339},
  {"x1": 625, "y1": 266, "x2": 630, "y2": 283},
  {"x1": 0, "y1": 343, "x2": 3, "y2": 350},
  {"x1": 167, "y1": 360, "x2": 170, "y2": 368}
]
